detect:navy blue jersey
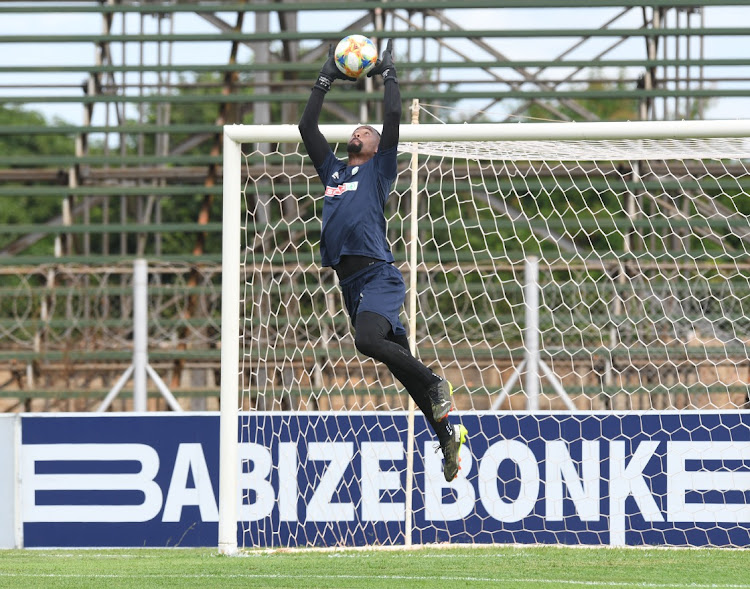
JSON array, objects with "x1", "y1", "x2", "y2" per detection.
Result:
[{"x1": 314, "y1": 144, "x2": 398, "y2": 268}]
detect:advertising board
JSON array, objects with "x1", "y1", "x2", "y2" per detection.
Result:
[{"x1": 18, "y1": 412, "x2": 750, "y2": 548}]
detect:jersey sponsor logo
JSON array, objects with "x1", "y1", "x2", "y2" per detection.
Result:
[{"x1": 325, "y1": 181, "x2": 358, "y2": 197}]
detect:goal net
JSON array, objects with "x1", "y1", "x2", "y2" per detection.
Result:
[{"x1": 219, "y1": 120, "x2": 750, "y2": 553}]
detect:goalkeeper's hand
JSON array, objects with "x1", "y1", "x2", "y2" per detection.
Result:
[
  {"x1": 367, "y1": 39, "x2": 397, "y2": 82},
  {"x1": 315, "y1": 44, "x2": 356, "y2": 92}
]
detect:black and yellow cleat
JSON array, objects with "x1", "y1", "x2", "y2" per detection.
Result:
[{"x1": 441, "y1": 424, "x2": 469, "y2": 482}]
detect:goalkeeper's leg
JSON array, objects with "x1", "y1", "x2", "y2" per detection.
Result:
[
  {"x1": 343, "y1": 263, "x2": 454, "y2": 423},
  {"x1": 384, "y1": 329, "x2": 468, "y2": 481},
  {"x1": 355, "y1": 311, "x2": 454, "y2": 422},
  {"x1": 354, "y1": 311, "x2": 466, "y2": 480}
]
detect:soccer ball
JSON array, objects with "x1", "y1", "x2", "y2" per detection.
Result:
[{"x1": 334, "y1": 35, "x2": 378, "y2": 79}]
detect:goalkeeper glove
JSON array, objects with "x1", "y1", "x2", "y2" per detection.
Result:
[
  {"x1": 315, "y1": 44, "x2": 356, "y2": 93},
  {"x1": 367, "y1": 39, "x2": 397, "y2": 83}
]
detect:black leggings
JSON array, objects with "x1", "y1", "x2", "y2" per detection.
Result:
[{"x1": 354, "y1": 311, "x2": 451, "y2": 441}]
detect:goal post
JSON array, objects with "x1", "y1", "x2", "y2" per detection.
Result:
[
  {"x1": 218, "y1": 132, "x2": 243, "y2": 556},
  {"x1": 220, "y1": 119, "x2": 750, "y2": 553},
  {"x1": 226, "y1": 119, "x2": 750, "y2": 143}
]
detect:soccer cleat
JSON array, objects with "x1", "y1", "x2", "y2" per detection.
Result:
[
  {"x1": 441, "y1": 424, "x2": 469, "y2": 482},
  {"x1": 427, "y1": 379, "x2": 453, "y2": 423}
]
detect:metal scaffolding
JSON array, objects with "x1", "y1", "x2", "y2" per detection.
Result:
[{"x1": 1, "y1": 0, "x2": 748, "y2": 409}]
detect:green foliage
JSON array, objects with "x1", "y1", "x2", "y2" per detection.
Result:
[
  {"x1": 0, "y1": 106, "x2": 74, "y2": 157},
  {"x1": 0, "y1": 105, "x2": 76, "y2": 253},
  {"x1": 132, "y1": 70, "x2": 266, "y2": 255},
  {"x1": 524, "y1": 70, "x2": 640, "y2": 122}
]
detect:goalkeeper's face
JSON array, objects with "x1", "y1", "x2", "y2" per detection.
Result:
[{"x1": 347, "y1": 125, "x2": 380, "y2": 159}]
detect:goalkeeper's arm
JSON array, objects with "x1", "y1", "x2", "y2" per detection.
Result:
[
  {"x1": 369, "y1": 39, "x2": 400, "y2": 151},
  {"x1": 299, "y1": 44, "x2": 355, "y2": 168},
  {"x1": 298, "y1": 87, "x2": 329, "y2": 169}
]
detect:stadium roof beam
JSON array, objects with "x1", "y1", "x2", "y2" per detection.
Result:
[
  {"x1": 1, "y1": 0, "x2": 748, "y2": 12},
  {"x1": 500, "y1": 6, "x2": 639, "y2": 123}
]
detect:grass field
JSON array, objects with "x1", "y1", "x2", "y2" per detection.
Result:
[{"x1": 2, "y1": 545, "x2": 750, "y2": 589}]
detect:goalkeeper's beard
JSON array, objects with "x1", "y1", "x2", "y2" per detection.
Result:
[{"x1": 347, "y1": 139, "x2": 362, "y2": 154}]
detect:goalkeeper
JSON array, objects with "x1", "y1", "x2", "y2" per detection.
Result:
[{"x1": 298, "y1": 39, "x2": 468, "y2": 482}]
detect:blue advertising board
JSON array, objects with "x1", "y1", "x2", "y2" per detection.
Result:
[
  {"x1": 20, "y1": 412, "x2": 750, "y2": 548},
  {"x1": 21, "y1": 414, "x2": 220, "y2": 548}
]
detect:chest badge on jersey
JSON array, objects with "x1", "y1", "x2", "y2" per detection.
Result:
[{"x1": 324, "y1": 181, "x2": 359, "y2": 197}]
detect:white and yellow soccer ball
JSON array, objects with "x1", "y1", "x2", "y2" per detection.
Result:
[{"x1": 334, "y1": 35, "x2": 378, "y2": 79}]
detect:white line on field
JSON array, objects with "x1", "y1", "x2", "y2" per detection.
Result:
[
  {"x1": 25, "y1": 553, "x2": 160, "y2": 558},
  {"x1": 326, "y1": 552, "x2": 534, "y2": 558},
  {"x1": 1, "y1": 572, "x2": 748, "y2": 588}
]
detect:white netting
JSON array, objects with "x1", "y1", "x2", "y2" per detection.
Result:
[
  {"x1": 233, "y1": 128, "x2": 750, "y2": 549},
  {"x1": 412, "y1": 137, "x2": 750, "y2": 161}
]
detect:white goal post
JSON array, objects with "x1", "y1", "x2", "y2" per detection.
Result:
[{"x1": 220, "y1": 119, "x2": 750, "y2": 554}]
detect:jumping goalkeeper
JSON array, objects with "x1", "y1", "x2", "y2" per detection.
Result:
[{"x1": 298, "y1": 39, "x2": 468, "y2": 482}]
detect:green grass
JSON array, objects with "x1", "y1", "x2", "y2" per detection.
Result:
[{"x1": 1, "y1": 545, "x2": 749, "y2": 589}]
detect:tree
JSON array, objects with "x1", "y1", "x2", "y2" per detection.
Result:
[
  {"x1": 0, "y1": 105, "x2": 75, "y2": 252},
  {"x1": 523, "y1": 70, "x2": 640, "y2": 123}
]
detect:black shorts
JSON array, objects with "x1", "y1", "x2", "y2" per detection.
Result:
[{"x1": 338, "y1": 261, "x2": 407, "y2": 336}]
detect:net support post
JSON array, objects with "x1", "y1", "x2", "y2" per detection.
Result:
[
  {"x1": 524, "y1": 256, "x2": 541, "y2": 410},
  {"x1": 218, "y1": 131, "x2": 242, "y2": 555},
  {"x1": 132, "y1": 258, "x2": 149, "y2": 412},
  {"x1": 493, "y1": 256, "x2": 576, "y2": 411},
  {"x1": 97, "y1": 259, "x2": 182, "y2": 413},
  {"x1": 491, "y1": 359, "x2": 525, "y2": 411}
]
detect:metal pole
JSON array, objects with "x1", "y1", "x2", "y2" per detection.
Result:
[
  {"x1": 132, "y1": 258, "x2": 148, "y2": 412},
  {"x1": 524, "y1": 256, "x2": 540, "y2": 411},
  {"x1": 218, "y1": 132, "x2": 242, "y2": 556},
  {"x1": 490, "y1": 359, "x2": 526, "y2": 410},
  {"x1": 97, "y1": 365, "x2": 134, "y2": 413},
  {"x1": 98, "y1": 259, "x2": 182, "y2": 413},
  {"x1": 225, "y1": 119, "x2": 750, "y2": 144}
]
